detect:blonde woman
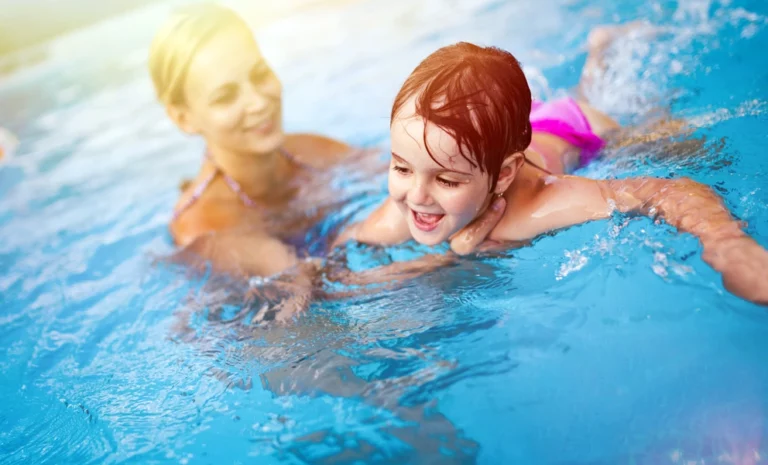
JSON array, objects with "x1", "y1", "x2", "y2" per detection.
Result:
[{"x1": 149, "y1": 3, "x2": 498, "y2": 279}]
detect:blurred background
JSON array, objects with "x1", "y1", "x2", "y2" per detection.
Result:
[{"x1": 0, "y1": 0, "x2": 154, "y2": 55}]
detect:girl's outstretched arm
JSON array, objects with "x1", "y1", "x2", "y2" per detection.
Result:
[
  {"x1": 602, "y1": 177, "x2": 768, "y2": 304},
  {"x1": 506, "y1": 175, "x2": 768, "y2": 305}
]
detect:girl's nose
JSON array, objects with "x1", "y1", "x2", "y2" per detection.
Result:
[{"x1": 407, "y1": 179, "x2": 433, "y2": 207}]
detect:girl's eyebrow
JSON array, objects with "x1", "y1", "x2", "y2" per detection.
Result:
[
  {"x1": 391, "y1": 152, "x2": 472, "y2": 176},
  {"x1": 391, "y1": 152, "x2": 408, "y2": 164}
]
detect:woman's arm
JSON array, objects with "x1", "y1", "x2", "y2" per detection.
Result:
[
  {"x1": 174, "y1": 230, "x2": 301, "y2": 278},
  {"x1": 171, "y1": 198, "x2": 301, "y2": 278}
]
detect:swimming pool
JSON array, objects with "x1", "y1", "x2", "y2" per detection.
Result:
[{"x1": 1, "y1": 0, "x2": 767, "y2": 463}]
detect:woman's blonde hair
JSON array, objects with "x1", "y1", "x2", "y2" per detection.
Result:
[{"x1": 148, "y1": 3, "x2": 251, "y2": 105}]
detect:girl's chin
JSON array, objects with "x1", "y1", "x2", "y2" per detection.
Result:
[
  {"x1": 412, "y1": 235, "x2": 445, "y2": 246},
  {"x1": 409, "y1": 225, "x2": 452, "y2": 246}
]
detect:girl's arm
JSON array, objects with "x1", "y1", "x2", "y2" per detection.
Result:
[
  {"x1": 496, "y1": 175, "x2": 768, "y2": 305},
  {"x1": 603, "y1": 176, "x2": 768, "y2": 305},
  {"x1": 332, "y1": 198, "x2": 411, "y2": 248},
  {"x1": 332, "y1": 197, "x2": 508, "y2": 255}
]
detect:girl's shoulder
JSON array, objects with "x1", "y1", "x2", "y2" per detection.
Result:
[{"x1": 490, "y1": 175, "x2": 603, "y2": 242}]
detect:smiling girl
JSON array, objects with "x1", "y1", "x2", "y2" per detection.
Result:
[{"x1": 335, "y1": 42, "x2": 768, "y2": 305}]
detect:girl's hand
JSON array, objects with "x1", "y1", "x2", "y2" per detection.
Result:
[
  {"x1": 449, "y1": 197, "x2": 507, "y2": 255},
  {"x1": 702, "y1": 236, "x2": 768, "y2": 306}
]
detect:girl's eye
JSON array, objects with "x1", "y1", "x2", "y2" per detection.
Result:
[
  {"x1": 437, "y1": 178, "x2": 460, "y2": 188},
  {"x1": 392, "y1": 165, "x2": 410, "y2": 174}
]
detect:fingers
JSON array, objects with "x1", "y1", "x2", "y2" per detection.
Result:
[{"x1": 449, "y1": 197, "x2": 506, "y2": 256}]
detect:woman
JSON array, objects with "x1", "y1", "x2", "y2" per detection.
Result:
[{"x1": 149, "y1": 3, "x2": 496, "y2": 279}]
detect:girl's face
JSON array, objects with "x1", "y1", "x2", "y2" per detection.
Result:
[
  {"x1": 171, "y1": 26, "x2": 284, "y2": 155},
  {"x1": 388, "y1": 98, "x2": 495, "y2": 246}
]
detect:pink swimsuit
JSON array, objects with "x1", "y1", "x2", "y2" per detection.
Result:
[{"x1": 529, "y1": 97, "x2": 605, "y2": 166}]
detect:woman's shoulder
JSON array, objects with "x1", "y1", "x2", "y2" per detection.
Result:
[
  {"x1": 170, "y1": 192, "x2": 259, "y2": 247},
  {"x1": 283, "y1": 133, "x2": 356, "y2": 168}
]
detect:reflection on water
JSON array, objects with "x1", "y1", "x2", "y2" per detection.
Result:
[{"x1": 1, "y1": 0, "x2": 768, "y2": 463}]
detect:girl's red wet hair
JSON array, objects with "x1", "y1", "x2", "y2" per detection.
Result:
[{"x1": 391, "y1": 42, "x2": 532, "y2": 191}]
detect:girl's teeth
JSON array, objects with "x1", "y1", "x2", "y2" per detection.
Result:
[{"x1": 416, "y1": 213, "x2": 442, "y2": 224}]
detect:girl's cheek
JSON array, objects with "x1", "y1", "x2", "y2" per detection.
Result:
[{"x1": 440, "y1": 190, "x2": 478, "y2": 215}]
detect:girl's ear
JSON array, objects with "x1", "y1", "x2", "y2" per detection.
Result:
[{"x1": 494, "y1": 152, "x2": 525, "y2": 194}]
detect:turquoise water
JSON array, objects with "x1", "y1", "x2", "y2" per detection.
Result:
[{"x1": 1, "y1": 0, "x2": 767, "y2": 463}]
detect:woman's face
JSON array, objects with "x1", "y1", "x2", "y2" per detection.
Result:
[
  {"x1": 388, "y1": 97, "x2": 494, "y2": 246},
  {"x1": 176, "y1": 26, "x2": 284, "y2": 155}
]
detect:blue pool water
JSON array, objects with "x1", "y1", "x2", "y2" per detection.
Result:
[{"x1": 1, "y1": 0, "x2": 768, "y2": 463}]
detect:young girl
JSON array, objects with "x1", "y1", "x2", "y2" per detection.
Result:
[{"x1": 335, "y1": 42, "x2": 768, "y2": 305}]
